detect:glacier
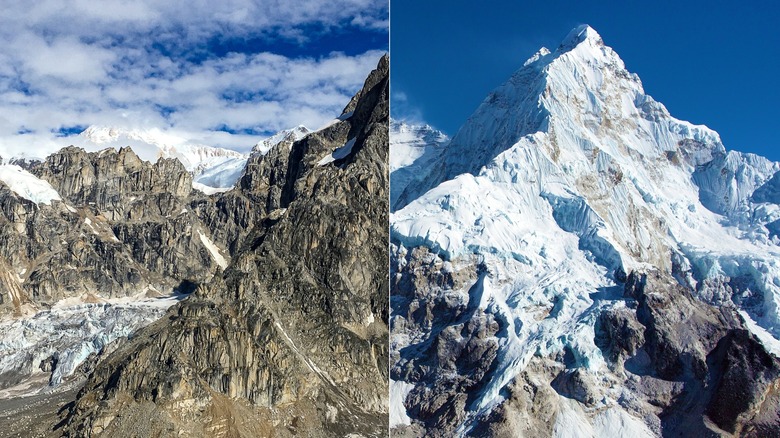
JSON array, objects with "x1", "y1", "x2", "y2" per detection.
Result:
[
  {"x1": 391, "y1": 25, "x2": 780, "y2": 436},
  {"x1": 0, "y1": 292, "x2": 183, "y2": 398},
  {"x1": 389, "y1": 120, "x2": 449, "y2": 209}
]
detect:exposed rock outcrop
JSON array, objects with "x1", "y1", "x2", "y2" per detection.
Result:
[{"x1": 61, "y1": 54, "x2": 389, "y2": 437}]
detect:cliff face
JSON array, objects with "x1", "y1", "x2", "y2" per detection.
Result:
[
  {"x1": 61, "y1": 55, "x2": 389, "y2": 437},
  {"x1": 0, "y1": 148, "x2": 218, "y2": 309}
]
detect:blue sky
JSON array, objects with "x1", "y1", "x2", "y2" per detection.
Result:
[
  {"x1": 391, "y1": 0, "x2": 780, "y2": 161},
  {"x1": 0, "y1": 0, "x2": 387, "y2": 157}
]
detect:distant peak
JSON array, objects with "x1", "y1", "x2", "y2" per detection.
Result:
[{"x1": 559, "y1": 24, "x2": 602, "y2": 51}]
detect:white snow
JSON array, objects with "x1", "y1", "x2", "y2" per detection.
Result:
[
  {"x1": 389, "y1": 120, "x2": 450, "y2": 209},
  {"x1": 193, "y1": 157, "x2": 247, "y2": 188},
  {"x1": 740, "y1": 310, "x2": 780, "y2": 358},
  {"x1": 318, "y1": 138, "x2": 357, "y2": 166},
  {"x1": 192, "y1": 181, "x2": 231, "y2": 195},
  {"x1": 552, "y1": 397, "x2": 655, "y2": 438},
  {"x1": 197, "y1": 229, "x2": 229, "y2": 269},
  {"x1": 389, "y1": 379, "x2": 414, "y2": 427},
  {"x1": 252, "y1": 125, "x2": 310, "y2": 155},
  {"x1": 316, "y1": 111, "x2": 354, "y2": 131},
  {"x1": 0, "y1": 164, "x2": 61, "y2": 205}
]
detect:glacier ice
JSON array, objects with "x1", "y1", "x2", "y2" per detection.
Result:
[
  {"x1": 0, "y1": 164, "x2": 62, "y2": 205},
  {"x1": 0, "y1": 293, "x2": 182, "y2": 397}
]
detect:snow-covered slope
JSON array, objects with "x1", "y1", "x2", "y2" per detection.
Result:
[
  {"x1": 251, "y1": 125, "x2": 310, "y2": 155},
  {"x1": 0, "y1": 164, "x2": 61, "y2": 205},
  {"x1": 389, "y1": 120, "x2": 449, "y2": 210},
  {"x1": 391, "y1": 25, "x2": 780, "y2": 436}
]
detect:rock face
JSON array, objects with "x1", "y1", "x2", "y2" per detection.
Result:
[
  {"x1": 0, "y1": 133, "x2": 253, "y2": 399},
  {"x1": 61, "y1": 55, "x2": 389, "y2": 437},
  {"x1": 0, "y1": 147, "x2": 224, "y2": 310},
  {"x1": 390, "y1": 25, "x2": 780, "y2": 437}
]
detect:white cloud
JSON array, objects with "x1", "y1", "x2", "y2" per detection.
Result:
[
  {"x1": 19, "y1": 34, "x2": 117, "y2": 84},
  {"x1": 0, "y1": 0, "x2": 387, "y2": 159}
]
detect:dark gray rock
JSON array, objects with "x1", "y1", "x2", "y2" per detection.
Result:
[{"x1": 61, "y1": 54, "x2": 389, "y2": 438}]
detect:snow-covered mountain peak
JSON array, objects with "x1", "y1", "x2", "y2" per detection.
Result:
[
  {"x1": 81, "y1": 125, "x2": 182, "y2": 147},
  {"x1": 79, "y1": 125, "x2": 245, "y2": 168},
  {"x1": 403, "y1": 25, "x2": 726, "y2": 206},
  {"x1": 393, "y1": 23, "x2": 780, "y2": 351},
  {"x1": 559, "y1": 24, "x2": 603, "y2": 51},
  {"x1": 77, "y1": 125, "x2": 248, "y2": 190},
  {"x1": 523, "y1": 47, "x2": 551, "y2": 66},
  {"x1": 392, "y1": 25, "x2": 780, "y2": 437}
]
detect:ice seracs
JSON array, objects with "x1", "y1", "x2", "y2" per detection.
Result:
[{"x1": 0, "y1": 293, "x2": 183, "y2": 396}]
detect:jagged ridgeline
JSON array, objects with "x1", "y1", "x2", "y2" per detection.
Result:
[{"x1": 0, "y1": 55, "x2": 388, "y2": 436}]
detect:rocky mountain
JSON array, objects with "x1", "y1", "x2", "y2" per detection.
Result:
[
  {"x1": 76, "y1": 125, "x2": 317, "y2": 194},
  {"x1": 0, "y1": 144, "x2": 241, "y2": 402},
  {"x1": 79, "y1": 126, "x2": 249, "y2": 190},
  {"x1": 54, "y1": 54, "x2": 388, "y2": 437},
  {"x1": 390, "y1": 26, "x2": 780, "y2": 437}
]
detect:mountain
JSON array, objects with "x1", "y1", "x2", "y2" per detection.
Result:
[
  {"x1": 56, "y1": 55, "x2": 388, "y2": 437},
  {"x1": 389, "y1": 120, "x2": 449, "y2": 210},
  {"x1": 79, "y1": 126, "x2": 249, "y2": 189},
  {"x1": 77, "y1": 125, "x2": 314, "y2": 193},
  {"x1": 390, "y1": 25, "x2": 780, "y2": 437},
  {"x1": 0, "y1": 146, "x2": 248, "y2": 402},
  {"x1": 0, "y1": 56, "x2": 387, "y2": 437}
]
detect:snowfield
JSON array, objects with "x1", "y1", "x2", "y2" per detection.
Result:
[{"x1": 0, "y1": 165, "x2": 61, "y2": 205}]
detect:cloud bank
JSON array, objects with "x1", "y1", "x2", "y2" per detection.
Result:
[{"x1": 0, "y1": 0, "x2": 388, "y2": 157}]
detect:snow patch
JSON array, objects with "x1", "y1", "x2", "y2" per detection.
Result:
[
  {"x1": 197, "y1": 230, "x2": 229, "y2": 269},
  {"x1": 0, "y1": 165, "x2": 61, "y2": 205},
  {"x1": 193, "y1": 157, "x2": 246, "y2": 188},
  {"x1": 740, "y1": 310, "x2": 780, "y2": 358},
  {"x1": 390, "y1": 379, "x2": 414, "y2": 427},
  {"x1": 192, "y1": 181, "x2": 231, "y2": 195},
  {"x1": 318, "y1": 138, "x2": 357, "y2": 166}
]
